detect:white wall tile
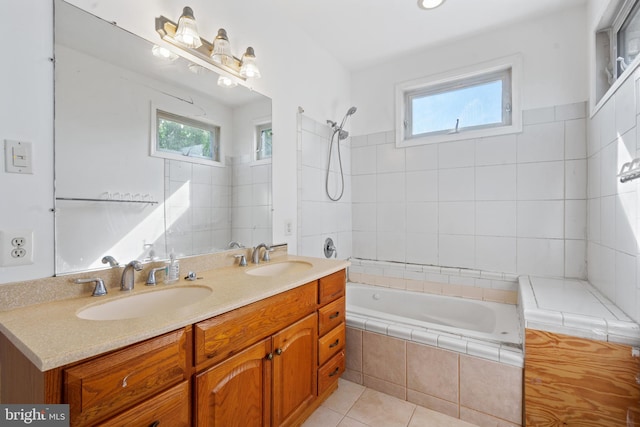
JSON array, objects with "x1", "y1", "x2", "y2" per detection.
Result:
[
  {"x1": 615, "y1": 191, "x2": 637, "y2": 254},
  {"x1": 475, "y1": 201, "x2": 517, "y2": 237},
  {"x1": 475, "y1": 164, "x2": 517, "y2": 200},
  {"x1": 405, "y1": 143, "x2": 438, "y2": 171},
  {"x1": 377, "y1": 231, "x2": 406, "y2": 262},
  {"x1": 439, "y1": 167, "x2": 475, "y2": 201},
  {"x1": 565, "y1": 118, "x2": 587, "y2": 160},
  {"x1": 353, "y1": 202, "x2": 377, "y2": 231},
  {"x1": 565, "y1": 159, "x2": 587, "y2": 199},
  {"x1": 523, "y1": 106, "x2": 554, "y2": 125},
  {"x1": 377, "y1": 143, "x2": 405, "y2": 173},
  {"x1": 439, "y1": 234, "x2": 475, "y2": 269},
  {"x1": 615, "y1": 77, "x2": 636, "y2": 136},
  {"x1": 475, "y1": 134, "x2": 517, "y2": 166},
  {"x1": 599, "y1": 98, "x2": 617, "y2": 148},
  {"x1": 405, "y1": 232, "x2": 438, "y2": 265},
  {"x1": 406, "y1": 202, "x2": 438, "y2": 234},
  {"x1": 352, "y1": 145, "x2": 377, "y2": 175},
  {"x1": 377, "y1": 202, "x2": 406, "y2": 233},
  {"x1": 516, "y1": 238, "x2": 565, "y2": 277},
  {"x1": 600, "y1": 195, "x2": 616, "y2": 248},
  {"x1": 352, "y1": 231, "x2": 376, "y2": 259},
  {"x1": 565, "y1": 199, "x2": 587, "y2": 240},
  {"x1": 565, "y1": 239, "x2": 586, "y2": 279},
  {"x1": 517, "y1": 200, "x2": 564, "y2": 238},
  {"x1": 587, "y1": 152, "x2": 601, "y2": 199},
  {"x1": 377, "y1": 172, "x2": 406, "y2": 202},
  {"x1": 439, "y1": 140, "x2": 475, "y2": 168},
  {"x1": 588, "y1": 197, "x2": 601, "y2": 243},
  {"x1": 615, "y1": 251, "x2": 637, "y2": 318},
  {"x1": 517, "y1": 161, "x2": 564, "y2": 200},
  {"x1": 475, "y1": 236, "x2": 517, "y2": 273},
  {"x1": 352, "y1": 174, "x2": 377, "y2": 203},
  {"x1": 517, "y1": 122, "x2": 565, "y2": 163},
  {"x1": 555, "y1": 102, "x2": 586, "y2": 121},
  {"x1": 406, "y1": 170, "x2": 438, "y2": 202},
  {"x1": 439, "y1": 201, "x2": 475, "y2": 235}
]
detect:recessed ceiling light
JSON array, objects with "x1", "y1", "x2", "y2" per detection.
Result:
[{"x1": 418, "y1": 0, "x2": 445, "y2": 10}]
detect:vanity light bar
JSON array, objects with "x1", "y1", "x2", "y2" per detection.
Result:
[{"x1": 155, "y1": 16, "x2": 246, "y2": 81}]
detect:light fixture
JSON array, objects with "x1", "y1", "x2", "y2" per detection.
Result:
[
  {"x1": 418, "y1": 0, "x2": 445, "y2": 9},
  {"x1": 240, "y1": 47, "x2": 261, "y2": 78},
  {"x1": 151, "y1": 45, "x2": 178, "y2": 61},
  {"x1": 155, "y1": 7, "x2": 262, "y2": 81},
  {"x1": 217, "y1": 75, "x2": 238, "y2": 88},
  {"x1": 211, "y1": 29, "x2": 233, "y2": 66},
  {"x1": 174, "y1": 7, "x2": 202, "y2": 48}
]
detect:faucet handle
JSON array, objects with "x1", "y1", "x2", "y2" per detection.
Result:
[
  {"x1": 146, "y1": 267, "x2": 166, "y2": 286},
  {"x1": 263, "y1": 247, "x2": 273, "y2": 262},
  {"x1": 74, "y1": 277, "x2": 108, "y2": 297},
  {"x1": 234, "y1": 254, "x2": 247, "y2": 267}
]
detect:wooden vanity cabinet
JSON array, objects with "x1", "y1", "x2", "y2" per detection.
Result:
[
  {"x1": 194, "y1": 282, "x2": 319, "y2": 427},
  {"x1": 316, "y1": 270, "x2": 346, "y2": 396},
  {"x1": 63, "y1": 327, "x2": 191, "y2": 427}
]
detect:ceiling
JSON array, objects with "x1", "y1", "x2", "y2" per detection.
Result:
[{"x1": 270, "y1": 0, "x2": 588, "y2": 71}]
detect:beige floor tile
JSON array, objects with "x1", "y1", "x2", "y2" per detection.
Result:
[
  {"x1": 409, "y1": 406, "x2": 477, "y2": 427},
  {"x1": 301, "y1": 406, "x2": 344, "y2": 427},
  {"x1": 346, "y1": 388, "x2": 416, "y2": 427},
  {"x1": 323, "y1": 378, "x2": 367, "y2": 415},
  {"x1": 338, "y1": 417, "x2": 370, "y2": 427}
]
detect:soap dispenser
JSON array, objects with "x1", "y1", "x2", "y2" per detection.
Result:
[{"x1": 165, "y1": 252, "x2": 180, "y2": 284}]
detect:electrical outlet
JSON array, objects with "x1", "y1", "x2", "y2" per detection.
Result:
[{"x1": 0, "y1": 230, "x2": 33, "y2": 266}]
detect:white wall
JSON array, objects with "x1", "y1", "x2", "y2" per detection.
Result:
[
  {"x1": 349, "y1": 5, "x2": 589, "y2": 278},
  {"x1": 0, "y1": 1, "x2": 54, "y2": 283},
  {"x1": 0, "y1": 0, "x2": 351, "y2": 284},
  {"x1": 351, "y1": 5, "x2": 588, "y2": 136},
  {"x1": 586, "y1": 0, "x2": 640, "y2": 323}
]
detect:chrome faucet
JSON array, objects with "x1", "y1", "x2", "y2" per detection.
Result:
[
  {"x1": 251, "y1": 243, "x2": 270, "y2": 264},
  {"x1": 101, "y1": 255, "x2": 119, "y2": 267},
  {"x1": 121, "y1": 260, "x2": 142, "y2": 291},
  {"x1": 228, "y1": 241, "x2": 244, "y2": 249}
]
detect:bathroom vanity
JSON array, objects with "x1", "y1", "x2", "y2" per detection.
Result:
[{"x1": 0, "y1": 255, "x2": 348, "y2": 427}]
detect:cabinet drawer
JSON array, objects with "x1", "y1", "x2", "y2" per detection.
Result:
[
  {"x1": 318, "y1": 269, "x2": 345, "y2": 305},
  {"x1": 318, "y1": 350, "x2": 345, "y2": 396},
  {"x1": 318, "y1": 323, "x2": 345, "y2": 366},
  {"x1": 195, "y1": 282, "x2": 317, "y2": 367},
  {"x1": 318, "y1": 297, "x2": 345, "y2": 336},
  {"x1": 65, "y1": 328, "x2": 189, "y2": 427},
  {"x1": 97, "y1": 381, "x2": 189, "y2": 427}
]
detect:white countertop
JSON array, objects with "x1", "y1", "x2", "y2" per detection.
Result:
[
  {"x1": 518, "y1": 276, "x2": 640, "y2": 346},
  {"x1": 0, "y1": 255, "x2": 349, "y2": 371}
]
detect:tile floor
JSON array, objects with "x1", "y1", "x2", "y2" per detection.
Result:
[{"x1": 302, "y1": 379, "x2": 478, "y2": 427}]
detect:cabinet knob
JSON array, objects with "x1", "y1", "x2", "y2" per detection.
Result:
[
  {"x1": 149, "y1": 421, "x2": 160, "y2": 427},
  {"x1": 329, "y1": 339, "x2": 340, "y2": 349},
  {"x1": 275, "y1": 348, "x2": 283, "y2": 356},
  {"x1": 329, "y1": 311, "x2": 340, "y2": 319},
  {"x1": 328, "y1": 367, "x2": 340, "y2": 377},
  {"x1": 266, "y1": 353, "x2": 273, "y2": 360}
]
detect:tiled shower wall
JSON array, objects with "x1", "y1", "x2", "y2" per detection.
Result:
[
  {"x1": 351, "y1": 102, "x2": 588, "y2": 279},
  {"x1": 588, "y1": 72, "x2": 640, "y2": 323},
  {"x1": 297, "y1": 113, "x2": 353, "y2": 259}
]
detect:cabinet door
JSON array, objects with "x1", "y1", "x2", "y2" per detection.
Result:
[
  {"x1": 195, "y1": 338, "x2": 272, "y2": 427},
  {"x1": 272, "y1": 313, "x2": 318, "y2": 427}
]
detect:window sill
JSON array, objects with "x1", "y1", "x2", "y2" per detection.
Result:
[{"x1": 396, "y1": 122, "x2": 522, "y2": 147}]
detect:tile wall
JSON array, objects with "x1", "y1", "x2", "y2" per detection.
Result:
[
  {"x1": 351, "y1": 102, "x2": 588, "y2": 279},
  {"x1": 297, "y1": 113, "x2": 353, "y2": 259},
  {"x1": 344, "y1": 328, "x2": 523, "y2": 427},
  {"x1": 588, "y1": 71, "x2": 640, "y2": 323}
]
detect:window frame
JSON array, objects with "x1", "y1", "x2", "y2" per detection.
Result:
[
  {"x1": 395, "y1": 54, "x2": 522, "y2": 147},
  {"x1": 150, "y1": 107, "x2": 224, "y2": 167},
  {"x1": 253, "y1": 120, "x2": 273, "y2": 164}
]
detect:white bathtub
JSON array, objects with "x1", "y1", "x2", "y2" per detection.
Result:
[{"x1": 346, "y1": 283, "x2": 523, "y2": 364}]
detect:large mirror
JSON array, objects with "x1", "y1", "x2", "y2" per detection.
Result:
[{"x1": 54, "y1": 0, "x2": 272, "y2": 274}]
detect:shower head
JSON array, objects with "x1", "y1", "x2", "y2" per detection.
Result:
[
  {"x1": 338, "y1": 129, "x2": 349, "y2": 140},
  {"x1": 339, "y1": 106, "x2": 357, "y2": 129}
]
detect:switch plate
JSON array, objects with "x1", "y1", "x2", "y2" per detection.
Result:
[
  {"x1": 4, "y1": 140, "x2": 33, "y2": 174},
  {"x1": 0, "y1": 230, "x2": 33, "y2": 266}
]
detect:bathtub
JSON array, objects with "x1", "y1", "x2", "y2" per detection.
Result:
[{"x1": 346, "y1": 282, "x2": 523, "y2": 362}]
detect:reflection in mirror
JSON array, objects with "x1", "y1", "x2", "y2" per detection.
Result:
[{"x1": 54, "y1": 0, "x2": 272, "y2": 274}]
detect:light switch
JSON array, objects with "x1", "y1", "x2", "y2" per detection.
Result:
[{"x1": 4, "y1": 140, "x2": 33, "y2": 174}]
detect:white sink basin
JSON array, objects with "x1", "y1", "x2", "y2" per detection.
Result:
[
  {"x1": 76, "y1": 286, "x2": 212, "y2": 321},
  {"x1": 245, "y1": 260, "x2": 313, "y2": 277}
]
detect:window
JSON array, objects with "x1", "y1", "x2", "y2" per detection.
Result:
[
  {"x1": 595, "y1": 0, "x2": 640, "y2": 104},
  {"x1": 396, "y1": 55, "x2": 521, "y2": 147},
  {"x1": 151, "y1": 109, "x2": 221, "y2": 165},
  {"x1": 255, "y1": 122, "x2": 272, "y2": 162}
]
